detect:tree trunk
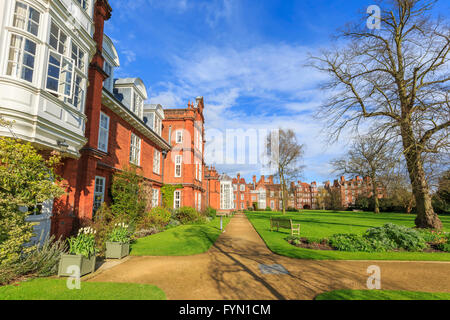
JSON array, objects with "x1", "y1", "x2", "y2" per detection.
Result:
[
  {"x1": 371, "y1": 173, "x2": 380, "y2": 214},
  {"x1": 401, "y1": 122, "x2": 443, "y2": 229}
]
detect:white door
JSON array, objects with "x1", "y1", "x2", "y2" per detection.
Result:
[{"x1": 25, "y1": 200, "x2": 54, "y2": 246}]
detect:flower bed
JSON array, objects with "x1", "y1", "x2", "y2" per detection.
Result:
[{"x1": 286, "y1": 224, "x2": 450, "y2": 253}]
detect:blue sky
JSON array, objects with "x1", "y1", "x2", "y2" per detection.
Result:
[{"x1": 104, "y1": 0, "x2": 450, "y2": 185}]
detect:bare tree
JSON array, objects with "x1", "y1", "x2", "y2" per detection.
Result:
[
  {"x1": 311, "y1": 0, "x2": 449, "y2": 229},
  {"x1": 266, "y1": 129, "x2": 304, "y2": 214},
  {"x1": 332, "y1": 134, "x2": 397, "y2": 213}
]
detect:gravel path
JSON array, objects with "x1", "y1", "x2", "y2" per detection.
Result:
[{"x1": 88, "y1": 213, "x2": 450, "y2": 300}]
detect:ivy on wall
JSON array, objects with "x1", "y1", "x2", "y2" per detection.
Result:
[{"x1": 161, "y1": 184, "x2": 183, "y2": 209}]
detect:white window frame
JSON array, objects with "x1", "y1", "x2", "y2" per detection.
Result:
[
  {"x1": 130, "y1": 133, "x2": 141, "y2": 166},
  {"x1": 6, "y1": 33, "x2": 36, "y2": 83},
  {"x1": 198, "y1": 193, "x2": 201, "y2": 211},
  {"x1": 71, "y1": 42, "x2": 85, "y2": 72},
  {"x1": 240, "y1": 184, "x2": 245, "y2": 191},
  {"x1": 66, "y1": 72, "x2": 85, "y2": 110},
  {"x1": 103, "y1": 61, "x2": 113, "y2": 92},
  {"x1": 45, "y1": 50, "x2": 74, "y2": 98},
  {"x1": 93, "y1": 176, "x2": 106, "y2": 213},
  {"x1": 199, "y1": 164, "x2": 202, "y2": 182},
  {"x1": 176, "y1": 130, "x2": 183, "y2": 144},
  {"x1": 153, "y1": 150, "x2": 161, "y2": 174},
  {"x1": 98, "y1": 112, "x2": 109, "y2": 152},
  {"x1": 175, "y1": 155, "x2": 182, "y2": 178},
  {"x1": 152, "y1": 189, "x2": 159, "y2": 208},
  {"x1": 174, "y1": 190, "x2": 181, "y2": 209},
  {"x1": 49, "y1": 21, "x2": 68, "y2": 55},
  {"x1": 75, "y1": 0, "x2": 89, "y2": 11},
  {"x1": 12, "y1": 1, "x2": 41, "y2": 37}
]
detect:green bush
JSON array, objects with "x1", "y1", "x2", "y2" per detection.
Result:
[
  {"x1": 137, "y1": 207, "x2": 171, "y2": 230},
  {"x1": 110, "y1": 166, "x2": 148, "y2": 222},
  {"x1": 0, "y1": 138, "x2": 64, "y2": 267},
  {"x1": 0, "y1": 236, "x2": 67, "y2": 285},
  {"x1": 365, "y1": 224, "x2": 427, "y2": 252},
  {"x1": 265, "y1": 207, "x2": 272, "y2": 211},
  {"x1": 437, "y1": 243, "x2": 450, "y2": 252},
  {"x1": 287, "y1": 207, "x2": 299, "y2": 212},
  {"x1": 174, "y1": 207, "x2": 205, "y2": 224},
  {"x1": 203, "y1": 206, "x2": 217, "y2": 218},
  {"x1": 329, "y1": 234, "x2": 376, "y2": 252}
]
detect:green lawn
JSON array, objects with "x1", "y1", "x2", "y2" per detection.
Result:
[
  {"x1": 131, "y1": 217, "x2": 231, "y2": 256},
  {"x1": 315, "y1": 289, "x2": 450, "y2": 300},
  {"x1": 246, "y1": 210, "x2": 450, "y2": 261},
  {"x1": 0, "y1": 278, "x2": 166, "y2": 300}
]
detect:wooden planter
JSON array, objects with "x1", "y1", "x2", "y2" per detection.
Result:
[
  {"x1": 105, "y1": 242, "x2": 130, "y2": 259},
  {"x1": 58, "y1": 254, "x2": 96, "y2": 277}
]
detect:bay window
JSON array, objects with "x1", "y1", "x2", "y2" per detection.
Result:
[
  {"x1": 13, "y1": 1, "x2": 40, "y2": 37},
  {"x1": 6, "y1": 34, "x2": 36, "y2": 83}
]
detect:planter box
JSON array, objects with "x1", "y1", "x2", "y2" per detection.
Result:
[
  {"x1": 106, "y1": 242, "x2": 130, "y2": 259},
  {"x1": 58, "y1": 254, "x2": 96, "y2": 277}
]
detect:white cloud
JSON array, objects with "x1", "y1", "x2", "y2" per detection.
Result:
[{"x1": 148, "y1": 42, "x2": 350, "y2": 182}]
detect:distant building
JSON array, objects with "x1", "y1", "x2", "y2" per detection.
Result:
[{"x1": 324, "y1": 176, "x2": 386, "y2": 208}]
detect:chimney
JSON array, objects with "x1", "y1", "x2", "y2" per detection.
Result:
[
  {"x1": 261, "y1": 175, "x2": 265, "y2": 183},
  {"x1": 341, "y1": 176, "x2": 345, "y2": 183},
  {"x1": 253, "y1": 175, "x2": 257, "y2": 184},
  {"x1": 269, "y1": 175, "x2": 274, "y2": 184},
  {"x1": 237, "y1": 173, "x2": 240, "y2": 181}
]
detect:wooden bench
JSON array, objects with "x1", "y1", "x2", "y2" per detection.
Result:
[{"x1": 270, "y1": 217, "x2": 300, "y2": 236}]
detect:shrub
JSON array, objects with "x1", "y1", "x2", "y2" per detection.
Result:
[
  {"x1": 365, "y1": 224, "x2": 427, "y2": 252},
  {"x1": 265, "y1": 207, "x2": 272, "y2": 211},
  {"x1": 0, "y1": 138, "x2": 64, "y2": 267},
  {"x1": 0, "y1": 236, "x2": 67, "y2": 285},
  {"x1": 287, "y1": 207, "x2": 298, "y2": 212},
  {"x1": 174, "y1": 207, "x2": 205, "y2": 224},
  {"x1": 132, "y1": 227, "x2": 159, "y2": 240},
  {"x1": 329, "y1": 234, "x2": 375, "y2": 252},
  {"x1": 68, "y1": 227, "x2": 97, "y2": 258},
  {"x1": 418, "y1": 230, "x2": 449, "y2": 245},
  {"x1": 203, "y1": 206, "x2": 217, "y2": 218},
  {"x1": 110, "y1": 166, "x2": 148, "y2": 222},
  {"x1": 247, "y1": 207, "x2": 254, "y2": 211},
  {"x1": 146, "y1": 207, "x2": 172, "y2": 229},
  {"x1": 88, "y1": 203, "x2": 122, "y2": 256},
  {"x1": 437, "y1": 243, "x2": 450, "y2": 252}
]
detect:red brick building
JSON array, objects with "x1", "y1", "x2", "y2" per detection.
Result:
[
  {"x1": 324, "y1": 176, "x2": 386, "y2": 208},
  {"x1": 161, "y1": 99, "x2": 206, "y2": 212}
]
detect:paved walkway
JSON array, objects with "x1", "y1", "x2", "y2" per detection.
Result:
[{"x1": 89, "y1": 213, "x2": 450, "y2": 300}]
